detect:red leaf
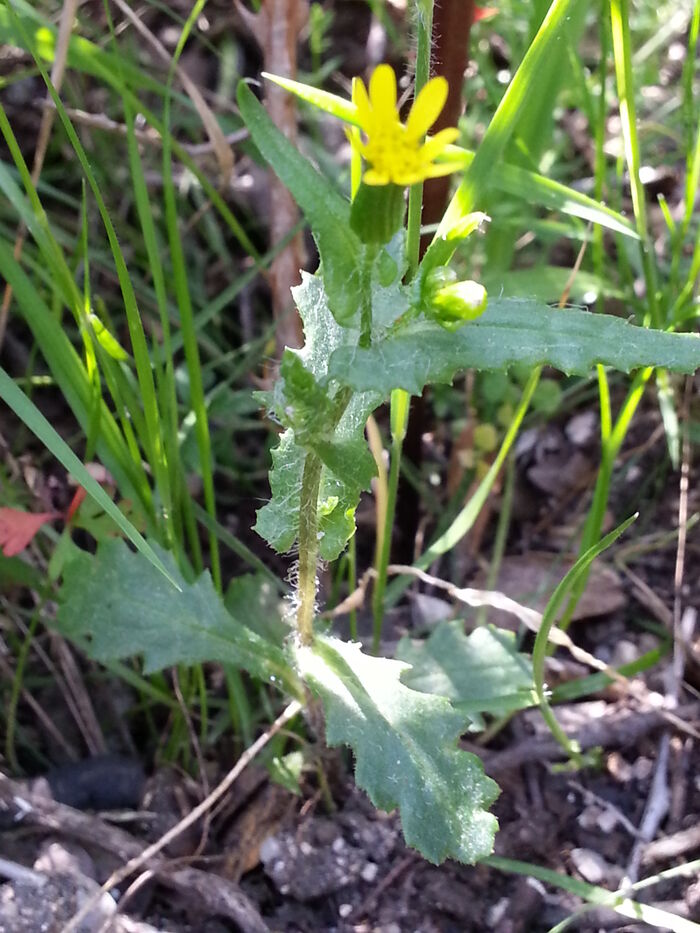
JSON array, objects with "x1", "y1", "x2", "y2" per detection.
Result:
[
  {"x1": 0, "y1": 508, "x2": 60, "y2": 557},
  {"x1": 474, "y1": 6, "x2": 498, "y2": 21}
]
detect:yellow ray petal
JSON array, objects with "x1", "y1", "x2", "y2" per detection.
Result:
[
  {"x1": 369, "y1": 64, "x2": 397, "y2": 120},
  {"x1": 405, "y1": 76, "x2": 449, "y2": 140},
  {"x1": 420, "y1": 127, "x2": 460, "y2": 160},
  {"x1": 352, "y1": 77, "x2": 372, "y2": 132},
  {"x1": 422, "y1": 160, "x2": 465, "y2": 179}
]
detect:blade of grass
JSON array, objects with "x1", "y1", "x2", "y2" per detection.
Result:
[
  {"x1": 486, "y1": 855, "x2": 700, "y2": 933},
  {"x1": 0, "y1": 236, "x2": 151, "y2": 512},
  {"x1": 0, "y1": 366, "x2": 179, "y2": 588},
  {"x1": 435, "y1": 0, "x2": 579, "y2": 242},
  {"x1": 1, "y1": 3, "x2": 260, "y2": 262},
  {"x1": 531, "y1": 515, "x2": 637, "y2": 761},
  {"x1": 386, "y1": 368, "x2": 541, "y2": 606},
  {"x1": 609, "y1": 0, "x2": 660, "y2": 328},
  {"x1": 162, "y1": 0, "x2": 221, "y2": 591},
  {"x1": 12, "y1": 11, "x2": 176, "y2": 542}
]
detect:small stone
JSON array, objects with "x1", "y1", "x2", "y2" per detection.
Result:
[
  {"x1": 299, "y1": 841, "x2": 314, "y2": 856},
  {"x1": 361, "y1": 862, "x2": 378, "y2": 883},
  {"x1": 338, "y1": 903, "x2": 353, "y2": 919},
  {"x1": 570, "y1": 848, "x2": 610, "y2": 885},
  {"x1": 565, "y1": 411, "x2": 597, "y2": 447},
  {"x1": 332, "y1": 837, "x2": 345, "y2": 853},
  {"x1": 611, "y1": 639, "x2": 637, "y2": 667},
  {"x1": 259, "y1": 836, "x2": 281, "y2": 864}
]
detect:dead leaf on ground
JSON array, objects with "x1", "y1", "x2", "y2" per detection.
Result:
[{"x1": 475, "y1": 552, "x2": 626, "y2": 628}]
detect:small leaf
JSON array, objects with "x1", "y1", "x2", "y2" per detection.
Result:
[
  {"x1": 55, "y1": 539, "x2": 296, "y2": 690},
  {"x1": 396, "y1": 621, "x2": 536, "y2": 730},
  {"x1": 237, "y1": 82, "x2": 363, "y2": 325},
  {"x1": 296, "y1": 635, "x2": 499, "y2": 864},
  {"x1": 0, "y1": 508, "x2": 59, "y2": 556},
  {"x1": 256, "y1": 273, "x2": 381, "y2": 560},
  {"x1": 329, "y1": 299, "x2": 700, "y2": 397}
]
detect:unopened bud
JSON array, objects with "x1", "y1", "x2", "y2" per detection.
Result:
[{"x1": 427, "y1": 276, "x2": 487, "y2": 331}]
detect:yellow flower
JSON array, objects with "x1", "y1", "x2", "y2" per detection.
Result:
[{"x1": 349, "y1": 64, "x2": 462, "y2": 187}]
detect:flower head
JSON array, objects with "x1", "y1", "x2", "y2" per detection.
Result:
[{"x1": 349, "y1": 64, "x2": 462, "y2": 187}]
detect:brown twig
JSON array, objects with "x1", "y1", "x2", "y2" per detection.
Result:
[
  {"x1": 110, "y1": 0, "x2": 234, "y2": 184},
  {"x1": 480, "y1": 703, "x2": 699, "y2": 774},
  {"x1": 39, "y1": 102, "x2": 249, "y2": 156},
  {"x1": 236, "y1": 0, "x2": 307, "y2": 356},
  {"x1": 624, "y1": 375, "x2": 695, "y2": 882}
]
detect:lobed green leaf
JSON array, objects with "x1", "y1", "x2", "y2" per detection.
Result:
[
  {"x1": 256, "y1": 273, "x2": 382, "y2": 560},
  {"x1": 397, "y1": 622, "x2": 536, "y2": 730},
  {"x1": 296, "y1": 635, "x2": 499, "y2": 864},
  {"x1": 55, "y1": 539, "x2": 297, "y2": 692}
]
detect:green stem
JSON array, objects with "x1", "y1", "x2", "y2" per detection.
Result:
[
  {"x1": 348, "y1": 534, "x2": 358, "y2": 641},
  {"x1": 384, "y1": 367, "x2": 540, "y2": 608},
  {"x1": 475, "y1": 454, "x2": 515, "y2": 628},
  {"x1": 372, "y1": 427, "x2": 403, "y2": 654},
  {"x1": 297, "y1": 452, "x2": 324, "y2": 645},
  {"x1": 592, "y1": 0, "x2": 608, "y2": 286},
  {"x1": 296, "y1": 388, "x2": 354, "y2": 645},
  {"x1": 373, "y1": 0, "x2": 434, "y2": 648}
]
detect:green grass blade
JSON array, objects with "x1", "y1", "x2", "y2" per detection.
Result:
[
  {"x1": 14, "y1": 20, "x2": 174, "y2": 541},
  {"x1": 486, "y1": 856, "x2": 700, "y2": 933},
  {"x1": 0, "y1": 4, "x2": 259, "y2": 262},
  {"x1": 0, "y1": 236, "x2": 151, "y2": 511},
  {"x1": 437, "y1": 0, "x2": 578, "y2": 236},
  {"x1": 162, "y1": 3, "x2": 221, "y2": 589},
  {"x1": 531, "y1": 515, "x2": 637, "y2": 759},
  {"x1": 609, "y1": 0, "x2": 660, "y2": 326},
  {"x1": 0, "y1": 366, "x2": 178, "y2": 589}
]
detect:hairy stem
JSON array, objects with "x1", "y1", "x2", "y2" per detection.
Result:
[
  {"x1": 296, "y1": 451, "x2": 324, "y2": 645},
  {"x1": 296, "y1": 387, "x2": 354, "y2": 645}
]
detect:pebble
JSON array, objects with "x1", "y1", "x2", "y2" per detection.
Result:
[{"x1": 361, "y1": 862, "x2": 378, "y2": 883}]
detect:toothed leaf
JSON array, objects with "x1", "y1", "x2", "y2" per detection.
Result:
[
  {"x1": 55, "y1": 539, "x2": 292, "y2": 685},
  {"x1": 296, "y1": 635, "x2": 499, "y2": 864},
  {"x1": 397, "y1": 622, "x2": 537, "y2": 731},
  {"x1": 329, "y1": 299, "x2": 700, "y2": 396}
]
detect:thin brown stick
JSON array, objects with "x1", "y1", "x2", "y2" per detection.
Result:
[
  {"x1": 625, "y1": 376, "x2": 696, "y2": 882},
  {"x1": 62, "y1": 700, "x2": 301, "y2": 933},
  {"x1": 110, "y1": 0, "x2": 233, "y2": 184},
  {"x1": 39, "y1": 102, "x2": 249, "y2": 155}
]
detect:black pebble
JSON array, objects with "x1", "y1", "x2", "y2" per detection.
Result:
[{"x1": 46, "y1": 755, "x2": 145, "y2": 811}]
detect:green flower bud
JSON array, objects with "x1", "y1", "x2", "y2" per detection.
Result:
[{"x1": 427, "y1": 275, "x2": 488, "y2": 331}]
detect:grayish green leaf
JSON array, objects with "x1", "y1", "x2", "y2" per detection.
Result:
[
  {"x1": 296, "y1": 635, "x2": 499, "y2": 864},
  {"x1": 397, "y1": 622, "x2": 536, "y2": 730},
  {"x1": 256, "y1": 273, "x2": 381, "y2": 560},
  {"x1": 55, "y1": 540, "x2": 296, "y2": 690},
  {"x1": 330, "y1": 299, "x2": 700, "y2": 396}
]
